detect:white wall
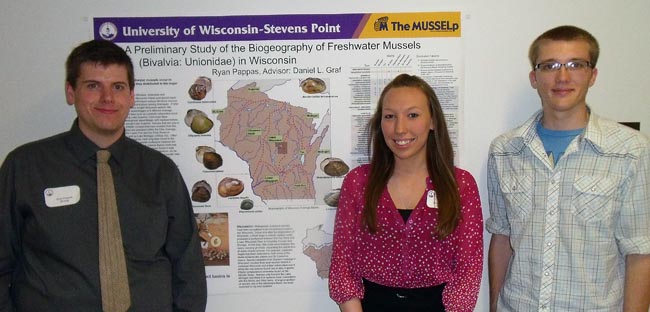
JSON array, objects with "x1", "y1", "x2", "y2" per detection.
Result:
[{"x1": 2, "y1": 1, "x2": 648, "y2": 311}]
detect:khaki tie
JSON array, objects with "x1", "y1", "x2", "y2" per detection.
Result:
[{"x1": 97, "y1": 150, "x2": 131, "y2": 312}]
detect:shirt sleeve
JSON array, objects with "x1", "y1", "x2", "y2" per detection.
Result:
[
  {"x1": 616, "y1": 141, "x2": 650, "y2": 255},
  {"x1": 328, "y1": 169, "x2": 364, "y2": 304},
  {"x1": 485, "y1": 149, "x2": 511, "y2": 236},
  {"x1": 442, "y1": 170, "x2": 484, "y2": 312},
  {"x1": 0, "y1": 154, "x2": 16, "y2": 311},
  {"x1": 164, "y1": 167, "x2": 207, "y2": 312}
]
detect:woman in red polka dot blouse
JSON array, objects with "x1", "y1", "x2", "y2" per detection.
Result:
[{"x1": 328, "y1": 74, "x2": 483, "y2": 312}]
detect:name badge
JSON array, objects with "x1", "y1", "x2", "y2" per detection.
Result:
[
  {"x1": 44, "y1": 185, "x2": 81, "y2": 208},
  {"x1": 426, "y1": 190, "x2": 437, "y2": 209}
]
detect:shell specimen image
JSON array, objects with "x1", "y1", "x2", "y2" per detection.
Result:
[
  {"x1": 188, "y1": 76, "x2": 212, "y2": 100},
  {"x1": 184, "y1": 109, "x2": 214, "y2": 134},
  {"x1": 300, "y1": 77, "x2": 327, "y2": 94},
  {"x1": 217, "y1": 177, "x2": 244, "y2": 197},
  {"x1": 240, "y1": 199, "x2": 254, "y2": 210},
  {"x1": 195, "y1": 146, "x2": 223, "y2": 170},
  {"x1": 319, "y1": 157, "x2": 349, "y2": 177},
  {"x1": 323, "y1": 189, "x2": 341, "y2": 207},
  {"x1": 191, "y1": 180, "x2": 212, "y2": 202}
]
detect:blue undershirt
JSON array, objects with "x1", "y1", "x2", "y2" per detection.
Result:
[{"x1": 536, "y1": 122, "x2": 584, "y2": 166}]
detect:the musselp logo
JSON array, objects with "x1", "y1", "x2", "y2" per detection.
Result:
[{"x1": 373, "y1": 15, "x2": 459, "y2": 33}]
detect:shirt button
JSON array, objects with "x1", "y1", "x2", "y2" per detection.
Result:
[
  {"x1": 544, "y1": 272, "x2": 550, "y2": 276},
  {"x1": 547, "y1": 242, "x2": 552, "y2": 246}
]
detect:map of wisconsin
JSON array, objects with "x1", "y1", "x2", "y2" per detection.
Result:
[{"x1": 218, "y1": 81, "x2": 330, "y2": 201}]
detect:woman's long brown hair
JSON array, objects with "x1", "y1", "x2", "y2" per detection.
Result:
[{"x1": 363, "y1": 74, "x2": 460, "y2": 239}]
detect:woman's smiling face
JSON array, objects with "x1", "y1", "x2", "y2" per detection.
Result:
[{"x1": 380, "y1": 86, "x2": 434, "y2": 165}]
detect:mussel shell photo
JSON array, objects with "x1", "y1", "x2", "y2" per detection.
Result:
[
  {"x1": 300, "y1": 77, "x2": 327, "y2": 94},
  {"x1": 323, "y1": 189, "x2": 341, "y2": 207},
  {"x1": 195, "y1": 145, "x2": 216, "y2": 163},
  {"x1": 203, "y1": 152, "x2": 222, "y2": 170},
  {"x1": 190, "y1": 115, "x2": 214, "y2": 134},
  {"x1": 184, "y1": 109, "x2": 207, "y2": 127},
  {"x1": 187, "y1": 76, "x2": 212, "y2": 100},
  {"x1": 320, "y1": 157, "x2": 349, "y2": 176},
  {"x1": 188, "y1": 83, "x2": 208, "y2": 100},
  {"x1": 191, "y1": 180, "x2": 212, "y2": 202},
  {"x1": 240, "y1": 199, "x2": 254, "y2": 210},
  {"x1": 217, "y1": 177, "x2": 244, "y2": 197}
]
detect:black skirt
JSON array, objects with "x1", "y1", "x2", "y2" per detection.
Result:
[{"x1": 361, "y1": 278, "x2": 446, "y2": 312}]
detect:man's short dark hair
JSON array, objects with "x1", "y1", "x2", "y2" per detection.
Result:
[
  {"x1": 528, "y1": 25, "x2": 600, "y2": 69},
  {"x1": 65, "y1": 40, "x2": 134, "y2": 89}
]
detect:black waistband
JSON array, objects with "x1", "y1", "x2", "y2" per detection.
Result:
[
  {"x1": 362, "y1": 278, "x2": 446, "y2": 311},
  {"x1": 362, "y1": 278, "x2": 445, "y2": 298}
]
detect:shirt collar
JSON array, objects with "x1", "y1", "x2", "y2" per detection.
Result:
[
  {"x1": 510, "y1": 106, "x2": 605, "y2": 154},
  {"x1": 64, "y1": 119, "x2": 128, "y2": 166},
  {"x1": 581, "y1": 110, "x2": 606, "y2": 153}
]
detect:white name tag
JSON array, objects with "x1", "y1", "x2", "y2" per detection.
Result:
[
  {"x1": 44, "y1": 185, "x2": 81, "y2": 208},
  {"x1": 426, "y1": 190, "x2": 438, "y2": 209}
]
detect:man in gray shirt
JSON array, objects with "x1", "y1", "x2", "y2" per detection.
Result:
[{"x1": 0, "y1": 39, "x2": 207, "y2": 311}]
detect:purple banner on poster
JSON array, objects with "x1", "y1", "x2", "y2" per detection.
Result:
[{"x1": 94, "y1": 14, "x2": 368, "y2": 43}]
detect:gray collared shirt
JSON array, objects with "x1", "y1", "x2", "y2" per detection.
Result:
[{"x1": 0, "y1": 120, "x2": 207, "y2": 311}]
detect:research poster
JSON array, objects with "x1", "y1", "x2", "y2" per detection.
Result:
[{"x1": 92, "y1": 12, "x2": 463, "y2": 294}]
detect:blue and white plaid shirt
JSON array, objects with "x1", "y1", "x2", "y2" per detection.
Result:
[{"x1": 486, "y1": 109, "x2": 650, "y2": 311}]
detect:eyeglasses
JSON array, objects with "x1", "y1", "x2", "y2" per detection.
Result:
[{"x1": 534, "y1": 60, "x2": 593, "y2": 72}]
